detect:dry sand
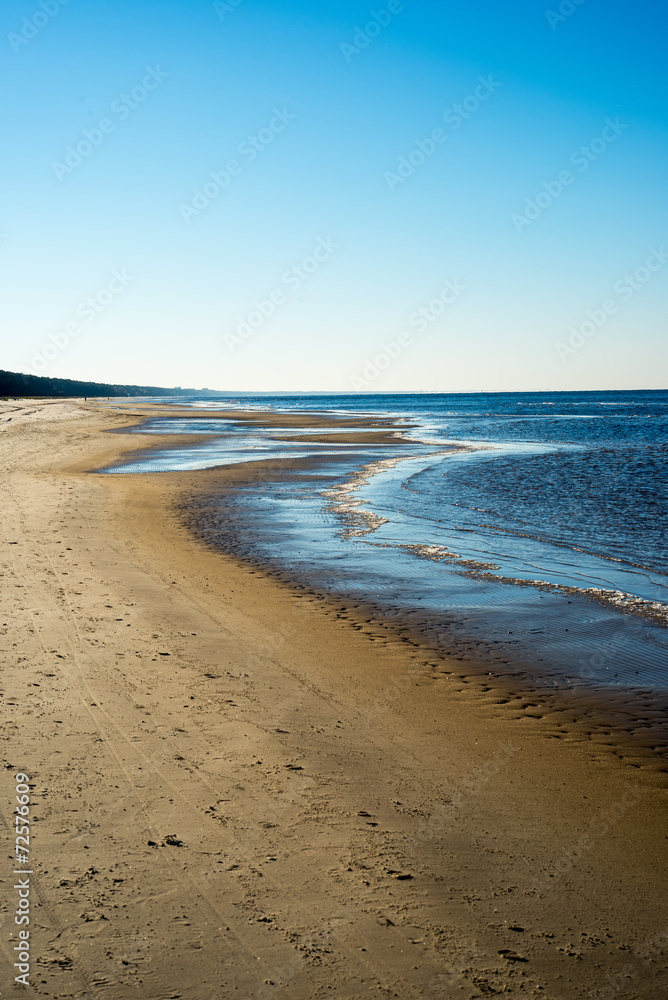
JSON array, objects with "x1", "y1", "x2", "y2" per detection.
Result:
[{"x1": 0, "y1": 400, "x2": 666, "y2": 999}]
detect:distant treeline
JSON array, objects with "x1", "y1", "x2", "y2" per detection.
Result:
[{"x1": 0, "y1": 370, "x2": 221, "y2": 399}]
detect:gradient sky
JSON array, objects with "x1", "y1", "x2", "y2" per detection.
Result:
[{"x1": 1, "y1": 0, "x2": 666, "y2": 391}]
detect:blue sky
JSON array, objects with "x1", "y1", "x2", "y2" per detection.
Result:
[{"x1": 1, "y1": 0, "x2": 666, "y2": 391}]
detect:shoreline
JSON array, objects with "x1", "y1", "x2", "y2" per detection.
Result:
[
  {"x1": 101, "y1": 400, "x2": 668, "y2": 651},
  {"x1": 113, "y1": 400, "x2": 668, "y2": 752},
  {"x1": 2, "y1": 400, "x2": 667, "y2": 998}
]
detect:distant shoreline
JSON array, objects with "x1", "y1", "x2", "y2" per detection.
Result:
[
  {"x1": 2, "y1": 370, "x2": 666, "y2": 399},
  {"x1": 0, "y1": 368, "x2": 226, "y2": 399}
]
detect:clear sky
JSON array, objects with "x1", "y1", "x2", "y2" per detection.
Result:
[{"x1": 1, "y1": 0, "x2": 666, "y2": 392}]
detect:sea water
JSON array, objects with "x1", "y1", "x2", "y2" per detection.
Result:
[{"x1": 106, "y1": 389, "x2": 668, "y2": 689}]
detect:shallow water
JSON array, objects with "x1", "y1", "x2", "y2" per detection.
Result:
[{"x1": 105, "y1": 390, "x2": 668, "y2": 690}]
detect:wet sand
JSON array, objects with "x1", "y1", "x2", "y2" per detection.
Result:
[{"x1": 1, "y1": 400, "x2": 667, "y2": 999}]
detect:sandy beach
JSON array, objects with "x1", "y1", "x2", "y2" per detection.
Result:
[{"x1": 1, "y1": 400, "x2": 667, "y2": 999}]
